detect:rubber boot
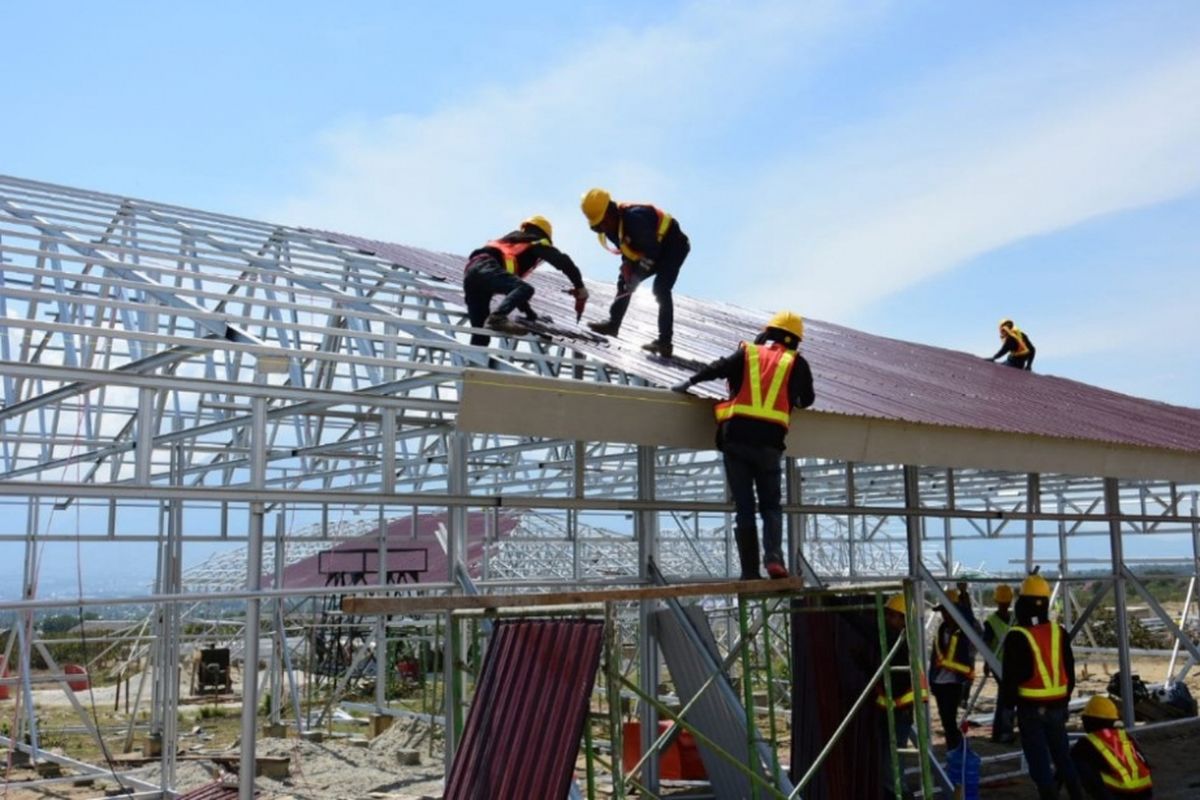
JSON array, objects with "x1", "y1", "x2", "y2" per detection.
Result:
[
  {"x1": 587, "y1": 319, "x2": 620, "y2": 336},
  {"x1": 735, "y1": 526, "x2": 761, "y2": 580}
]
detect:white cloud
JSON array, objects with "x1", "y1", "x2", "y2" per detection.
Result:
[
  {"x1": 731, "y1": 45, "x2": 1200, "y2": 319},
  {"x1": 269, "y1": 0, "x2": 879, "y2": 263}
]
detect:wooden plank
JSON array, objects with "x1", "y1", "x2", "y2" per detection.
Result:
[{"x1": 342, "y1": 576, "x2": 804, "y2": 615}]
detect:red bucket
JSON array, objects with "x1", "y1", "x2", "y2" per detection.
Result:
[{"x1": 64, "y1": 663, "x2": 90, "y2": 692}]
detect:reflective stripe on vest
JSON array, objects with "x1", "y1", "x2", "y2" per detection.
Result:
[
  {"x1": 713, "y1": 343, "x2": 796, "y2": 428},
  {"x1": 875, "y1": 675, "x2": 929, "y2": 710},
  {"x1": 986, "y1": 613, "x2": 1011, "y2": 656},
  {"x1": 1012, "y1": 623, "x2": 1069, "y2": 701},
  {"x1": 934, "y1": 631, "x2": 975, "y2": 680},
  {"x1": 615, "y1": 203, "x2": 672, "y2": 262},
  {"x1": 482, "y1": 238, "x2": 549, "y2": 276},
  {"x1": 1086, "y1": 728, "x2": 1152, "y2": 792},
  {"x1": 1005, "y1": 326, "x2": 1031, "y2": 357}
]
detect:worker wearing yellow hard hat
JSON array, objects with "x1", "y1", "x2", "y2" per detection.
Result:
[
  {"x1": 1071, "y1": 695, "x2": 1153, "y2": 798},
  {"x1": 579, "y1": 188, "x2": 690, "y2": 358},
  {"x1": 668, "y1": 312, "x2": 814, "y2": 580},
  {"x1": 988, "y1": 317, "x2": 1036, "y2": 371},
  {"x1": 877, "y1": 592, "x2": 927, "y2": 797},
  {"x1": 984, "y1": 583, "x2": 1016, "y2": 743},
  {"x1": 929, "y1": 582, "x2": 980, "y2": 754},
  {"x1": 999, "y1": 572, "x2": 1084, "y2": 799},
  {"x1": 462, "y1": 216, "x2": 588, "y2": 348}
]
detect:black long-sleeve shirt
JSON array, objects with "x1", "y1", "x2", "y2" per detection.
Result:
[
  {"x1": 470, "y1": 230, "x2": 584, "y2": 289},
  {"x1": 687, "y1": 343, "x2": 815, "y2": 450},
  {"x1": 601, "y1": 204, "x2": 684, "y2": 265},
  {"x1": 992, "y1": 331, "x2": 1036, "y2": 369},
  {"x1": 998, "y1": 622, "x2": 1075, "y2": 709}
]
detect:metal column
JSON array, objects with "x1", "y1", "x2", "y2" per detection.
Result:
[
  {"x1": 1104, "y1": 477, "x2": 1136, "y2": 727},
  {"x1": 238, "y1": 394, "x2": 267, "y2": 800},
  {"x1": 636, "y1": 444, "x2": 661, "y2": 796}
]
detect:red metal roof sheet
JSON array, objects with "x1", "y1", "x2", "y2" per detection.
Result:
[
  {"x1": 320, "y1": 231, "x2": 1200, "y2": 455},
  {"x1": 444, "y1": 618, "x2": 605, "y2": 800}
]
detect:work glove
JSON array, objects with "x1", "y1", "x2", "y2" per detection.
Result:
[
  {"x1": 570, "y1": 286, "x2": 589, "y2": 302},
  {"x1": 670, "y1": 380, "x2": 692, "y2": 394}
]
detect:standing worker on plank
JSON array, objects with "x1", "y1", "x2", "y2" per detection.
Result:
[
  {"x1": 462, "y1": 216, "x2": 588, "y2": 347},
  {"x1": 989, "y1": 318, "x2": 1036, "y2": 370},
  {"x1": 984, "y1": 583, "x2": 1016, "y2": 744},
  {"x1": 580, "y1": 188, "x2": 690, "y2": 358},
  {"x1": 999, "y1": 573, "x2": 1084, "y2": 800},
  {"x1": 929, "y1": 584, "x2": 979, "y2": 753},
  {"x1": 1071, "y1": 695, "x2": 1153, "y2": 799},
  {"x1": 670, "y1": 312, "x2": 814, "y2": 579}
]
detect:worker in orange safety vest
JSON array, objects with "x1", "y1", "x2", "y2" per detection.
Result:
[
  {"x1": 462, "y1": 216, "x2": 588, "y2": 348},
  {"x1": 580, "y1": 188, "x2": 690, "y2": 358},
  {"x1": 1070, "y1": 695, "x2": 1153, "y2": 799},
  {"x1": 929, "y1": 583, "x2": 979, "y2": 753},
  {"x1": 999, "y1": 572, "x2": 1084, "y2": 800},
  {"x1": 989, "y1": 318, "x2": 1036, "y2": 370},
  {"x1": 670, "y1": 312, "x2": 814, "y2": 579}
]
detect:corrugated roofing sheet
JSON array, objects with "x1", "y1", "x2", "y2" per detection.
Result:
[
  {"x1": 320, "y1": 231, "x2": 1200, "y2": 454},
  {"x1": 444, "y1": 618, "x2": 604, "y2": 800}
]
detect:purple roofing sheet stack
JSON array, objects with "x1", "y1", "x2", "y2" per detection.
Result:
[
  {"x1": 444, "y1": 618, "x2": 605, "y2": 800},
  {"x1": 320, "y1": 231, "x2": 1200, "y2": 454}
]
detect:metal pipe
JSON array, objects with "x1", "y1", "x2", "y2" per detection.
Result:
[
  {"x1": 1104, "y1": 477, "x2": 1136, "y2": 728},
  {"x1": 238, "y1": 393, "x2": 267, "y2": 800}
]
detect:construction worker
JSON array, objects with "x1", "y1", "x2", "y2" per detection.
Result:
[
  {"x1": 1071, "y1": 695, "x2": 1153, "y2": 799},
  {"x1": 989, "y1": 318, "x2": 1036, "y2": 370},
  {"x1": 999, "y1": 573, "x2": 1084, "y2": 800},
  {"x1": 877, "y1": 593, "x2": 925, "y2": 800},
  {"x1": 670, "y1": 312, "x2": 814, "y2": 579},
  {"x1": 462, "y1": 216, "x2": 588, "y2": 347},
  {"x1": 984, "y1": 583, "x2": 1016, "y2": 743},
  {"x1": 580, "y1": 188, "x2": 690, "y2": 358},
  {"x1": 929, "y1": 584, "x2": 979, "y2": 752}
]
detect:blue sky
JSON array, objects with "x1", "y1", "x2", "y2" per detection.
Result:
[
  {"x1": 5, "y1": 1, "x2": 1199, "y2": 405},
  {"x1": 4, "y1": 1, "x2": 1200, "y2": 583}
]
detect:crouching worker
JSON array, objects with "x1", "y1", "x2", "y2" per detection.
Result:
[
  {"x1": 462, "y1": 215, "x2": 587, "y2": 347},
  {"x1": 1071, "y1": 695, "x2": 1152, "y2": 799},
  {"x1": 670, "y1": 312, "x2": 814, "y2": 579}
]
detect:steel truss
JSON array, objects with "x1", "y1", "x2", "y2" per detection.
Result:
[{"x1": 2, "y1": 174, "x2": 1199, "y2": 798}]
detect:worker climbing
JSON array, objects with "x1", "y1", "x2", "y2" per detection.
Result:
[
  {"x1": 876, "y1": 593, "x2": 926, "y2": 800},
  {"x1": 999, "y1": 571, "x2": 1084, "y2": 800},
  {"x1": 929, "y1": 583, "x2": 979, "y2": 754},
  {"x1": 989, "y1": 318, "x2": 1036, "y2": 370},
  {"x1": 670, "y1": 311, "x2": 814, "y2": 579},
  {"x1": 579, "y1": 188, "x2": 690, "y2": 358},
  {"x1": 1071, "y1": 695, "x2": 1153, "y2": 799},
  {"x1": 462, "y1": 216, "x2": 588, "y2": 348}
]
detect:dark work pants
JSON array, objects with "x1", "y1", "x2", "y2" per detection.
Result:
[
  {"x1": 881, "y1": 708, "x2": 914, "y2": 800},
  {"x1": 605, "y1": 234, "x2": 689, "y2": 345},
  {"x1": 463, "y1": 258, "x2": 534, "y2": 347},
  {"x1": 931, "y1": 682, "x2": 965, "y2": 751},
  {"x1": 1017, "y1": 703, "x2": 1083, "y2": 798},
  {"x1": 721, "y1": 440, "x2": 784, "y2": 571}
]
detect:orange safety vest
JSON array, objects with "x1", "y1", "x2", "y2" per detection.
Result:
[
  {"x1": 1085, "y1": 728, "x2": 1152, "y2": 793},
  {"x1": 1011, "y1": 623, "x2": 1069, "y2": 701},
  {"x1": 612, "y1": 203, "x2": 673, "y2": 262},
  {"x1": 933, "y1": 630, "x2": 976, "y2": 681},
  {"x1": 875, "y1": 673, "x2": 929, "y2": 710},
  {"x1": 1003, "y1": 326, "x2": 1031, "y2": 357},
  {"x1": 714, "y1": 342, "x2": 797, "y2": 428},
  {"x1": 480, "y1": 237, "x2": 550, "y2": 276}
]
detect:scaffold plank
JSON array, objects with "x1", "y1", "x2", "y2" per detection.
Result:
[{"x1": 341, "y1": 576, "x2": 804, "y2": 614}]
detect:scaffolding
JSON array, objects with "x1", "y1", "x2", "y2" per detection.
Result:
[{"x1": 1, "y1": 173, "x2": 1199, "y2": 798}]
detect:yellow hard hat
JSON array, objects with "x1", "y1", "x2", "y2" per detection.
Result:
[
  {"x1": 885, "y1": 594, "x2": 905, "y2": 615},
  {"x1": 1082, "y1": 695, "x2": 1119, "y2": 721},
  {"x1": 766, "y1": 311, "x2": 804, "y2": 340},
  {"x1": 521, "y1": 215, "x2": 553, "y2": 240},
  {"x1": 994, "y1": 584, "x2": 1014, "y2": 604},
  {"x1": 581, "y1": 188, "x2": 612, "y2": 227},
  {"x1": 1020, "y1": 573, "x2": 1051, "y2": 598}
]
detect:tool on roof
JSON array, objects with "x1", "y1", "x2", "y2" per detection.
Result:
[{"x1": 564, "y1": 287, "x2": 589, "y2": 322}]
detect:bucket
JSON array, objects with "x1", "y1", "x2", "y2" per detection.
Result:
[
  {"x1": 64, "y1": 663, "x2": 90, "y2": 692},
  {"x1": 945, "y1": 741, "x2": 981, "y2": 800}
]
